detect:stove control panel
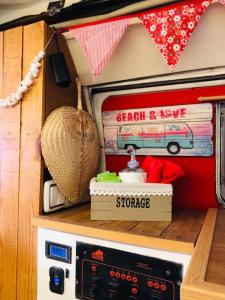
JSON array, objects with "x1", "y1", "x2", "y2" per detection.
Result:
[{"x1": 76, "y1": 242, "x2": 183, "y2": 300}]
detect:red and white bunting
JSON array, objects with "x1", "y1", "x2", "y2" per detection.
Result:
[
  {"x1": 219, "y1": 0, "x2": 225, "y2": 5},
  {"x1": 70, "y1": 19, "x2": 130, "y2": 81},
  {"x1": 139, "y1": 0, "x2": 212, "y2": 70}
]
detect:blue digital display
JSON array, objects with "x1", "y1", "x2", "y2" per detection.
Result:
[
  {"x1": 49, "y1": 245, "x2": 68, "y2": 259},
  {"x1": 46, "y1": 241, "x2": 71, "y2": 263}
]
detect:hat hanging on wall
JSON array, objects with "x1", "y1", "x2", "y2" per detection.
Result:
[{"x1": 41, "y1": 78, "x2": 100, "y2": 203}]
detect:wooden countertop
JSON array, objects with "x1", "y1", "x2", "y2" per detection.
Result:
[
  {"x1": 33, "y1": 203, "x2": 206, "y2": 253},
  {"x1": 182, "y1": 208, "x2": 225, "y2": 300},
  {"x1": 205, "y1": 209, "x2": 225, "y2": 285},
  {"x1": 33, "y1": 206, "x2": 225, "y2": 299}
]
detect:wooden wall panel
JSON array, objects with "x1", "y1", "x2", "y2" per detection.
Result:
[
  {"x1": 0, "y1": 32, "x2": 2, "y2": 188},
  {"x1": 0, "y1": 27, "x2": 22, "y2": 300},
  {"x1": 0, "y1": 21, "x2": 78, "y2": 300},
  {"x1": 0, "y1": 40, "x2": 2, "y2": 294},
  {"x1": 0, "y1": 32, "x2": 2, "y2": 96},
  {"x1": 16, "y1": 21, "x2": 78, "y2": 299},
  {"x1": 17, "y1": 21, "x2": 46, "y2": 300},
  {"x1": 45, "y1": 28, "x2": 78, "y2": 118}
]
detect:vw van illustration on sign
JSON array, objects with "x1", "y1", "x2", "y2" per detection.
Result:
[
  {"x1": 117, "y1": 122, "x2": 193, "y2": 154},
  {"x1": 102, "y1": 103, "x2": 213, "y2": 156}
]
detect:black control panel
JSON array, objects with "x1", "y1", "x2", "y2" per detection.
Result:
[{"x1": 76, "y1": 242, "x2": 183, "y2": 300}]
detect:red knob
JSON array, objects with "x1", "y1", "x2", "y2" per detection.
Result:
[
  {"x1": 154, "y1": 283, "x2": 160, "y2": 289},
  {"x1": 161, "y1": 284, "x2": 167, "y2": 291},
  {"x1": 115, "y1": 272, "x2": 121, "y2": 279},
  {"x1": 91, "y1": 265, "x2": 97, "y2": 272},
  {"x1": 110, "y1": 271, "x2": 115, "y2": 277},
  {"x1": 127, "y1": 275, "x2": 131, "y2": 281},
  {"x1": 131, "y1": 288, "x2": 138, "y2": 294},
  {"x1": 148, "y1": 280, "x2": 153, "y2": 287},
  {"x1": 132, "y1": 276, "x2": 138, "y2": 283}
]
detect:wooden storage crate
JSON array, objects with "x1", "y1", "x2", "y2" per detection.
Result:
[{"x1": 90, "y1": 178, "x2": 172, "y2": 221}]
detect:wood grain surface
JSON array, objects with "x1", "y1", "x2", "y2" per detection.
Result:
[
  {"x1": 182, "y1": 208, "x2": 217, "y2": 285},
  {"x1": 0, "y1": 27, "x2": 22, "y2": 300},
  {"x1": 33, "y1": 204, "x2": 206, "y2": 253},
  {"x1": 205, "y1": 209, "x2": 225, "y2": 285},
  {"x1": 14, "y1": 21, "x2": 79, "y2": 300},
  {"x1": 45, "y1": 27, "x2": 79, "y2": 118},
  {"x1": 160, "y1": 209, "x2": 206, "y2": 244},
  {"x1": 198, "y1": 95, "x2": 225, "y2": 102},
  {"x1": 0, "y1": 32, "x2": 2, "y2": 96},
  {"x1": 181, "y1": 208, "x2": 223, "y2": 300},
  {"x1": 17, "y1": 21, "x2": 46, "y2": 300}
]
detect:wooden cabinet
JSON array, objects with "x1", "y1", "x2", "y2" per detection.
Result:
[{"x1": 0, "y1": 21, "x2": 76, "y2": 300}]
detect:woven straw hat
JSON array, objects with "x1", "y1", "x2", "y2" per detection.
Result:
[{"x1": 41, "y1": 80, "x2": 100, "y2": 203}]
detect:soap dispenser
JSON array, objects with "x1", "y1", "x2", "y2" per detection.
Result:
[{"x1": 119, "y1": 146, "x2": 147, "y2": 183}]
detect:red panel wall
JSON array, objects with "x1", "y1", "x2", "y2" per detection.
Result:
[{"x1": 102, "y1": 85, "x2": 225, "y2": 209}]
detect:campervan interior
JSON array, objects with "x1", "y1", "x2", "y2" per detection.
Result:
[{"x1": 0, "y1": 1, "x2": 225, "y2": 300}]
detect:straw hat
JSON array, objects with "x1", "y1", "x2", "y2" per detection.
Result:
[{"x1": 41, "y1": 79, "x2": 100, "y2": 203}]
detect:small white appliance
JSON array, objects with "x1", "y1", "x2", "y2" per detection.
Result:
[{"x1": 43, "y1": 180, "x2": 75, "y2": 213}]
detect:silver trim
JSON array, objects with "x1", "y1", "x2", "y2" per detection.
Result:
[{"x1": 216, "y1": 103, "x2": 225, "y2": 207}]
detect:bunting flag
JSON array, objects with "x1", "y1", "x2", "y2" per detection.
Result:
[
  {"x1": 139, "y1": 0, "x2": 212, "y2": 69},
  {"x1": 219, "y1": 0, "x2": 225, "y2": 4},
  {"x1": 71, "y1": 19, "x2": 130, "y2": 81}
]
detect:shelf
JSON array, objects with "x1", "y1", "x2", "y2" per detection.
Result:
[
  {"x1": 33, "y1": 203, "x2": 206, "y2": 254},
  {"x1": 181, "y1": 208, "x2": 225, "y2": 300},
  {"x1": 205, "y1": 209, "x2": 225, "y2": 285}
]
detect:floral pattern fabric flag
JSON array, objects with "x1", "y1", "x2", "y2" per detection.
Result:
[
  {"x1": 71, "y1": 19, "x2": 130, "y2": 81},
  {"x1": 139, "y1": 1, "x2": 212, "y2": 69}
]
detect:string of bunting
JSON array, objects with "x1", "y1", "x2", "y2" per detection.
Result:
[
  {"x1": 69, "y1": 0, "x2": 224, "y2": 81},
  {"x1": 0, "y1": 0, "x2": 223, "y2": 108}
]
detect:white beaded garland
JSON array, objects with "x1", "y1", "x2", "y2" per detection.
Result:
[{"x1": 0, "y1": 50, "x2": 46, "y2": 108}]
